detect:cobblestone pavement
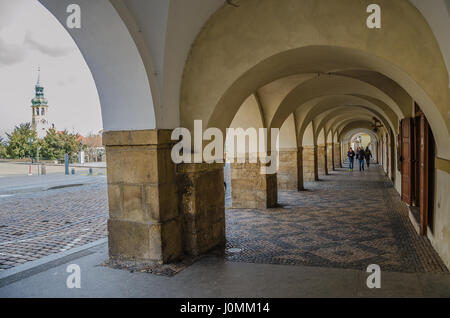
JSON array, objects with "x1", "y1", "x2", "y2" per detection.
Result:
[
  {"x1": 0, "y1": 181, "x2": 107, "y2": 271},
  {"x1": 225, "y1": 165, "x2": 448, "y2": 273},
  {"x1": 1, "y1": 164, "x2": 447, "y2": 274}
]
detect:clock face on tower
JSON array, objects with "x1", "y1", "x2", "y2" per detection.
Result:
[{"x1": 41, "y1": 119, "x2": 47, "y2": 124}]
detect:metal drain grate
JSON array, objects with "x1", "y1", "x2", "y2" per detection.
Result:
[{"x1": 227, "y1": 248, "x2": 242, "y2": 254}]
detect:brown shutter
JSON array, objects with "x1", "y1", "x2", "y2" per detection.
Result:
[
  {"x1": 386, "y1": 135, "x2": 391, "y2": 178},
  {"x1": 401, "y1": 118, "x2": 413, "y2": 205}
]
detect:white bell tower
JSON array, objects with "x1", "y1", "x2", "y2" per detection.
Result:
[{"x1": 31, "y1": 67, "x2": 50, "y2": 139}]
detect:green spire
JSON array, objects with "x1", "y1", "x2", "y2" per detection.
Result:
[
  {"x1": 36, "y1": 66, "x2": 41, "y2": 86},
  {"x1": 32, "y1": 67, "x2": 48, "y2": 106}
]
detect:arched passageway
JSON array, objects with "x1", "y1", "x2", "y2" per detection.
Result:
[
  {"x1": 40, "y1": 0, "x2": 450, "y2": 271},
  {"x1": 226, "y1": 164, "x2": 448, "y2": 273}
]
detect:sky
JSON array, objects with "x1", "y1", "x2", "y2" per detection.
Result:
[{"x1": 0, "y1": 0, "x2": 102, "y2": 138}]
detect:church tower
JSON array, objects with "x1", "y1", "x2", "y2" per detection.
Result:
[{"x1": 31, "y1": 67, "x2": 50, "y2": 139}]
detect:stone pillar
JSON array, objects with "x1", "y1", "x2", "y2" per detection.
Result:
[
  {"x1": 345, "y1": 143, "x2": 350, "y2": 165},
  {"x1": 303, "y1": 146, "x2": 318, "y2": 182},
  {"x1": 334, "y1": 143, "x2": 340, "y2": 168},
  {"x1": 376, "y1": 141, "x2": 380, "y2": 164},
  {"x1": 317, "y1": 145, "x2": 328, "y2": 176},
  {"x1": 297, "y1": 147, "x2": 304, "y2": 190},
  {"x1": 278, "y1": 148, "x2": 303, "y2": 191},
  {"x1": 231, "y1": 161, "x2": 277, "y2": 209},
  {"x1": 176, "y1": 163, "x2": 225, "y2": 256},
  {"x1": 327, "y1": 143, "x2": 334, "y2": 172},
  {"x1": 104, "y1": 130, "x2": 182, "y2": 264}
]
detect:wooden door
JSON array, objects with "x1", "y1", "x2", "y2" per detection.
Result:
[
  {"x1": 397, "y1": 134, "x2": 401, "y2": 171},
  {"x1": 413, "y1": 117, "x2": 421, "y2": 206},
  {"x1": 419, "y1": 115, "x2": 429, "y2": 235},
  {"x1": 386, "y1": 135, "x2": 390, "y2": 178},
  {"x1": 401, "y1": 118, "x2": 413, "y2": 205}
]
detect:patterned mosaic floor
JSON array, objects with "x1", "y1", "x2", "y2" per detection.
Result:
[{"x1": 224, "y1": 165, "x2": 448, "y2": 273}]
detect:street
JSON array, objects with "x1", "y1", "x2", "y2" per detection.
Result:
[{"x1": 0, "y1": 162, "x2": 108, "y2": 270}]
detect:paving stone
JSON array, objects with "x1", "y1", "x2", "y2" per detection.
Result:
[
  {"x1": 224, "y1": 165, "x2": 448, "y2": 274},
  {"x1": 0, "y1": 183, "x2": 107, "y2": 269},
  {"x1": 1, "y1": 165, "x2": 447, "y2": 274}
]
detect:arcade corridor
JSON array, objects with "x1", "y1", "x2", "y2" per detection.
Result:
[
  {"x1": 2, "y1": 0, "x2": 450, "y2": 300},
  {"x1": 2, "y1": 164, "x2": 449, "y2": 298},
  {"x1": 225, "y1": 165, "x2": 448, "y2": 273}
]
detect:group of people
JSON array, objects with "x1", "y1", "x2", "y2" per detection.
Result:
[{"x1": 347, "y1": 146, "x2": 372, "y2": 171}]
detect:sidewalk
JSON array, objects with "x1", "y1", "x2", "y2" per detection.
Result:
[
  {"x1": 1, "y1": 241, "x2": 450, "y2": 298},
  {"x1": 0, "y1": 173, "x2": 106, "y2": 195},
  {"x1": 0, "y1": 161, "x2": 106, "y2": 178}
]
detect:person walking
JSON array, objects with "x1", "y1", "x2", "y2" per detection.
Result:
[
  {"x1": 347, "y1": 147, "x2": 355, "y2": 171},
  {"x1": 357, "y1": 146, "x2": 366, "y2": 171},
  {"x1": 365, "y1": 147, "x2": 372, "y2": 168}
]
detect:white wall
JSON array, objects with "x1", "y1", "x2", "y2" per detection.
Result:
[
  {"x1": 39, "y1": 0, "x2": 156, "y2": 132},
  {"x1": 427, "y1": 169, "x2": 450, "y2": 269},
  {"x1": 410, "y1": 0, "x2": 450, "y2": 88}
]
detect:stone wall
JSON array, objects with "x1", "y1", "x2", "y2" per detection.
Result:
[
  {"x1": 427, "y1": 166, "x2": 450, "y2": 270},
  {"x1": 278, "y1": 148, "x2": 303, "y2": 191},
  {"x1": 303, "y1": 146, "x2": 318, "y2": 182},
  {"x1": 231, "y1": 161, "x2": 277, "y2": 209}
]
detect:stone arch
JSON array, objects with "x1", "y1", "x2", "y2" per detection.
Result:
[
  {"x1": 339, "y1": 121, "x2": 378, "y2": 144},
  {"x1": 340, "y1": 120, "x2": 396, "y2": 180},
  {"x1": 344, "y1": 129, "x2": 379, "y2": 156},
  {"x1": 279, "y1": 114, "x2": 298, "y2": 150},
  {"x1": 343, "y1": 129, "x2": 379, "y2": 146},
  {"x1": 302, "y1": 121, "x2": 318, "y2": 182},
  {"x1": 227, "y1": 93, "x2": 278, "y2": 208},
  {"x1": 314, "y1": 108, "x2": 388, "y2": 144},
  {"x1": 296, "y1": 95, "x2": 399, "y2": 143},
  {"x1": 278, "y1": 114, "x2": 302, "y2": 190},
  {"x1": 39, "y1": 0, "x2": 157, "y2": 131},
  {"x1": 271, "y1": 75, "x2": 404, "y2": 135},
  {"x1": 181, "y1": 0, "x2": 449, "y2": 158},
  {"x1": 316, "y1": 128, "x2": 328, "y2": 175},
  {"x1": 330, "y1": 114, "x2": 382, "y2": 137},
  {"x1": 227, "y1": 93, "x2": 265, "y2": 158}
]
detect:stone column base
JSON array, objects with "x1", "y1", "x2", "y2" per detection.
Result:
[
  {"x1": 104, "y1": 130, "x2": 182, "y2": 264},
  {"x1": 303, "y1": 146, "x2": 318, "y2": 182},
  {"x1": 177, "y1": 163, "x2": 226, "y2": 256},
  {"x1": 317, "y1": 145, "x2": 328, "y2": 176},
  {"x1": 278, "y1": 148, "x2": 303, "y2": 191},
  {"x1": 231, "y1": 161, "x2": 277, "y2": 209}
]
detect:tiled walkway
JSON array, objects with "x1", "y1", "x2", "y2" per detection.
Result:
[{"x1": 225, "y1": 165, "x2": 448, "y2": 273}]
